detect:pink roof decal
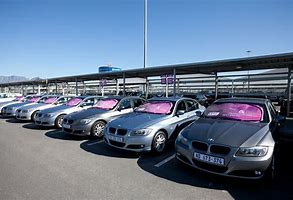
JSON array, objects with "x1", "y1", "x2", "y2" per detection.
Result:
[
  {"x1": 136, "y1": 102, "x2": 173, "y2": 114},
  {"x1": 94, "y1": 99, "x2": 118, "y2": 110}
]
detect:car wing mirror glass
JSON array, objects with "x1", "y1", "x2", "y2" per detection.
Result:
[
  {"x1": 195, "y1": 110, "x2": 202, "y2": 117},
  {"x1": 176, "y1": 110, "x2": 185, "y2": 116}
]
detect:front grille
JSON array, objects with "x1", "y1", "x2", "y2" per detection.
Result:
[
  {"x1": 109, "y1": 127, "x2": 116, "y2": 134},
  {"x1": 192, "y1": 141, "x2": 208, "y2": 151},
  {"x1": 63, "y1": 118, "x2": 68, "y2": 123},
  {"x1": 193, "y1": 159, "x2": 228, "y2": 173},
  {"x1": 126, "y1": 144, "x2": 145, "y2": 149},
  {"x1": 37, "y1": 113, "x2": 42, "y2": 117},
  {"x1": 109, "y1": 140, "x2": 125, "y2": 147},
  {"x1": 17, "y1": 109, "x2": 21, "y2": 113},
  {"x1": 117, "y1": 129, "x2": 127, "y2": 136},
  {"x1": 210, "y1": 145, "x2": 231, "y2": 155}
]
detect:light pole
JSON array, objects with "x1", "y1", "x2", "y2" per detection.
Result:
[{"x1": 144, "y1": 0, "x2": 147, "y2": 69}]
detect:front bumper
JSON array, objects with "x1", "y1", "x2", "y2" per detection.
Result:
[
  {"x1": 175, "y1": 139, "x2": 274, "y2": 179},
  {"x1": 104, "y1": 131, "x2": 154, "y2": 152},
  {"x1": 2, "y1": 108, "x2": 18, "y2": 117},
  {"x1": 62, "y1": 123, "x2": 92, "y2": 136},
  {"x1": 34, "y1": 116, "x2": 56, "y2": 127},
  {"x1": 15, "y1": 112, "x2": 32, "y2": 121}
]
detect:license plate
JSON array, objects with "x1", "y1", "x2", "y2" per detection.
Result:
[
  {"x1": 109, "y1": 135, "x2": 124, "y2": 142},
  {"x1": 194, "y1": 152, "x2": 224, "y2": 166},
  {"x1": 63, "y1": 124, "x2": 71, "y2": 129}
]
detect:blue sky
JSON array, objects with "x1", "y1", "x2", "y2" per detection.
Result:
[{"x1": 0, "y1": 0, "x2": 292, "y2": 79}]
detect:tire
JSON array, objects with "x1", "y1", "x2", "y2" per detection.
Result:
[
  {"x1": 31, "y1": 110, "x2": 38, "y2": 122},
  {"x1": 55, "y1": 114, "x2": 66, "y2": 129},
  {"x1": 90, "y1": 121, "x2": 106, "y2": 138},
  {"x1": 151, "y1": 131, "x2": 167, "y2": 154}
]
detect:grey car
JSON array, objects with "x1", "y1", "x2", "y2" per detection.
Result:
[
  {"x1": 62, "y1": 96, "x2": 145, "y2": 138},
  {"x1": 2, "y1": 95, "x2": 43, "y2": 117},
  {"x1": 104, "y1": 97, "x2": 205, "y2": 153},
  {"x1": 175, "y1": 98, "x2": 285, "y2": 179},
  {"x1": 15, "y1": 95, "x2": 73, "y2": 121},
  {"x1": 0, "y1": 96, "x2": 24, "y2": 115},
  {"x1": 34, "y1": 96, "x2": 102, "y2": 128}
]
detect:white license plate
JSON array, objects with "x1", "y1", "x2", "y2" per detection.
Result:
[
  {"x1": 63, "y1": 124, "x2": 71, "y2": 129},
  {"x1": 194, "y1": 152, "x2": 224, "y2": 166},
  {"x1": 109, "y1": 135, "x2": 124, "y2": 142}
]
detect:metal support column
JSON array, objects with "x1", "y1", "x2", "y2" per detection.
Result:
[
  {"x1": 32, "y1": 84, "x2": 35, "y2": 94},
  {"x1": 21, "y1": 84, "x2": 24, "y2": 96},
  {"x1": 215, "y1": 72, "x2": 218, "y2": 100},
  {"x1": 116, "y1": 79, "x2": 119, "y2": 95},
  {"x1": 75, "y1": 79, "x2": 78, "y2": 96},
  {"x1": 55, "y1": 80, "x2": 58, "y2": 94},
  {"x1": 173, "y1": 68, "x2": 176, "y2": 96},
  {"x1": 123, "y1": 73, "x2": 126, "y2": 96},
  {"x1": 82, "y1": 81, "x2": 86, "y2": 95},
  {"x1": 38, "y1": 85, "x2": 41, "y2": 95},
  {"x1": 287, "y1": 67, "x2": 292, "y2": 116},
  {"x1": 146, "y1": 79, "x2": 149, "y2": 99}
]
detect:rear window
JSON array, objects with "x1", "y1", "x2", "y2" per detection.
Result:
[
  {"x1": 94, "y1": 99, "x2": 119, "y2": 110},
  {"x1": 135, "y1": 101, "x2": 174, "y2": 115},
  {"x1": 66, "y1": 98, "x2": 82, "y2": 107},
  {"x1": 204, "y1": 102, "x2": 263, "y2": 122}
]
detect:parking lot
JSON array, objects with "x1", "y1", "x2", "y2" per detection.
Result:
[{"x1": 0, "y1": 117, "x2": 293, "y2": 200}]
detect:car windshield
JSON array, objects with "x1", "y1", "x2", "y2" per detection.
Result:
[
  {"x1": 44, "y1": 97, "x2": 58, "y2": 104},
  {"x1": 135, "y1": 101, "x2": 174, "y2": 115},
  {"x1": 204, "y1": 102, "x2": 263, "y2": 122},
  {"x1": 66, "y1": 98, "x2": 82, "y2": 107},
  {"x1": 94, "y1": 99, "x2": 119, "y2": 110},
  {"x1": 28, "y1": 96, "x2": 41, "y2": 103},
  {"x1": 13, "y1": 96, "x2": 23, "y2": 101}
]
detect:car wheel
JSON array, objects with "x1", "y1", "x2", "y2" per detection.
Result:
[
  {"x1": 55, "y1": 114, "x2": 65, "y2": 129},
  {"x1": 91, "y1": 121, "x2": 106, "y2": 138},
  {"x1": 152, "y1": 131, "x2": 167, "y2": 154},
  {"x1": 31, "y1": 110, "x2": 38, "y2": 122}
]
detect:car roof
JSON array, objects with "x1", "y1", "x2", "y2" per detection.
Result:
[{"x1": 215, "y1": 97, "x2": 269, "y2": 105}]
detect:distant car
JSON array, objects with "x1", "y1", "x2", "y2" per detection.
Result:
[
  {"x1": 104, "y1": 97, "x2": 205, "y2": 153},
  {"x1": 15, "y1": 96, "x2": 73, "y2": 121},
  {"x1": 175, "y1": 98, "x2": 285, "y2": 179},
  {"x1": 0, "y1": 96, "x2": 24, "y2": 115},
  {"x1": 2, "y1": 95, "x2": 43, "y2": 117},
  {"x1": 34, "y1": 96, "x2": 102, "y2": 128},
  {"x1": 62, "y1": 96, "x2": 145, "y2": 138}
]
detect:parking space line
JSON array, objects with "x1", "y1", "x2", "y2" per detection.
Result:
[
  {"x1": 87, "y1": 140, "x2": 104, "y2": 146},
  {"x1": 155, "y1": 154, "x2": 176, "y2": 167}
]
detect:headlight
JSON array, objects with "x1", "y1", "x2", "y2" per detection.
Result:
[
  {"x1": 177, "y1": 133, "x2": 188, "y2": 145},
  {"x1": 44, "y1": 113, "x2": 54, "y2": 118},
  {"x1": 22, "y1": 110, "x2": 29, "y2": 113},
  {"x1": 80, "y1": 119, "x2": 92, "y2": 125},
  {"x1": 235, "y1": 146, "x2": 268, "y2": 157},
  {"x1": 130, "y1": 128, "x2": 152, "y2": 136},
  {"x1": 7, "y1": 107, "x2": 13, "y2": 111}
]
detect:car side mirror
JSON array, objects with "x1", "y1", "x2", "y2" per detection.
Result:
[
  {"x1": 176, "y1": 110, "x2": 185, "y2": 116},
  {"x1": 195, "y1": 110, "x2": 202, "y2": 117}
]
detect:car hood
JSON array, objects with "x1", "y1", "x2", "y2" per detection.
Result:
[
  {"x1": 40, "y1": 104, "x2": 71, "y2": 114},
  {"x1": 183, "y1": 118, "x2": 269, "y2": 147},
  {"x1": 109, "y1": 112, "x2": 167, "y2": 129},
  {"x1": 5, "y1": 102, "x2": 32, "y2": 108},
  {"x1": 19, "y1": 103, "x2": 46, "y2": 110},
  {"x1": 65, "y1": 108, "x2": 108, "y2": 120}
]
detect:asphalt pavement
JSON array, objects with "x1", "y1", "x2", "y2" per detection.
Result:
[{"x1": 0, "y1": 117, "x2": 293, "y2": 200}]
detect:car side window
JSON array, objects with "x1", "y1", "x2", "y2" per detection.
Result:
[
  {"x1": 133, "y1": 99, "x2": 144, "y2": 108},
  {"x1": 185, "y1": 100, "x2": 198, "y2": 112},
  {"x1": 176, "y1": 101, "x2": 187, "y2": 113},
  {"x1": 118, "y1": 99, "x2": 132, "y2": 110},
  {"x1": 57, "y1": 97, "x2": 66, "y2": 104},
  {"x1": 82, "y1": 98, "x2": 95, "y2": 106}
]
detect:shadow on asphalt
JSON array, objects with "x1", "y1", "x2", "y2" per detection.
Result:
[
  {"x1": 80, "y1": 140, "x2": 140, "y2": 159},
  {"x1": 45, "y1": 130, "x2": 88, "y2": 141},
  {"x1": 23, "y1": 123, "x2": 53, "y2": 130},
  {"x1": 136, "y1": 141, "x2": 293, "y2": 200},
  {"x1": 5, "y1": 118, "x2": 29, "y2": 123}
]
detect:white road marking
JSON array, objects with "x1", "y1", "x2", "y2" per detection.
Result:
[
  {"x1": 155, "y1": 154, "x2": 176, "y2": 167},
  {"x1": 87, "y1": 140, "x2": 104, "y2": 146}
]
